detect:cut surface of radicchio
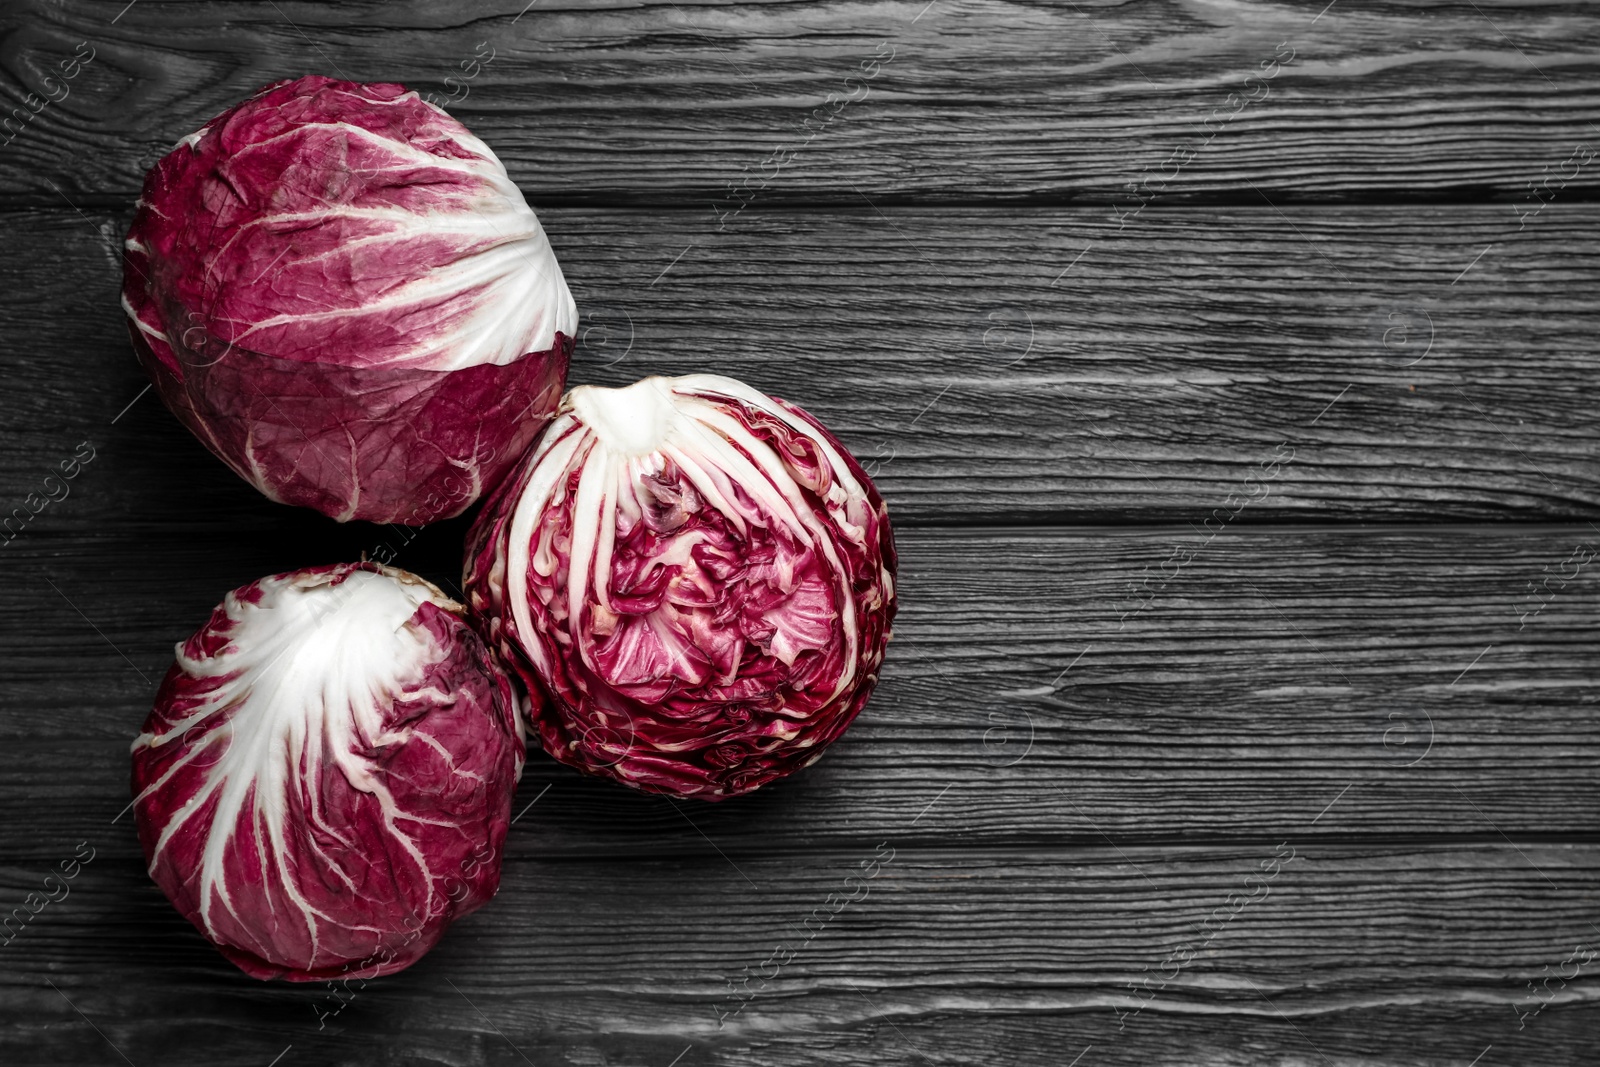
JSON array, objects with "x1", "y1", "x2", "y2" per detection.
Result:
[
  {"x1": 130, "y1": 563, "x2": 523, "y2": 981},
  {"x1": 122, "y1": 74, "x2": 574, "y2": 524},
  {"x1": 465, "y1": 374, "x2": 897, "y2": 800}
]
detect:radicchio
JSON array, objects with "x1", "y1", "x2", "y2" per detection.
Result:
[
  {"x1": 464, "y1": 375, "x2": 897, "y2": 800},
  {"x1": 130, "y1": 563, "x2": 522, "y2": 981},
  {"x1": 122, "y1": 75, "x2": 574, "y2": 524}
]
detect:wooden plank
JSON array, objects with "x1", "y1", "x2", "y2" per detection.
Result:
[
  {"x1": 1, "y1": 0, "x2": 1598, "y2": 203},
  {"x1": 3, "y1": 205, "x2": 1598, "y2": 525},
  {"x1": 2, "y1": 844, "x2": 1597, "y2": 1065},
  {"x1": 3, "y1": 525, "x2": 1596, "y2": 852}
]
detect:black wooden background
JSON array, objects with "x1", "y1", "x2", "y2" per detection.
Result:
[{"x1": 2, "y1": 1, "x2": 1598, "y2": 1065}]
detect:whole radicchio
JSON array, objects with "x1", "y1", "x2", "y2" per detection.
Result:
[
  {"x1": 464, "y1": 375, "x2": 897, "y2": 800},
  {"x1": 130, "y1": 564, "x2": 522, "y2": 981},
  {"x1": 122, "y1": 75, "x2": 575, "y2": 524}
]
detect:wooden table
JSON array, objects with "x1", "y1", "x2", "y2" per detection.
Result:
[{"x1": 2, "y1": 1, "x2": 1597, "y2": 1064}]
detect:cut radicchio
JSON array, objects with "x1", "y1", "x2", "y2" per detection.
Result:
[
  {"x1": 130, "y1": 563, "x2": 522, "y2": 981},
  {"x1": 464, "y1": 375, "x2": 897, "y2": 800},
  {"x1": 122, "y1": 74, "x2": 575, "y2": 524}
]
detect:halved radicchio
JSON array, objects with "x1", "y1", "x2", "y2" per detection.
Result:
[
  {"x1": 464, "y1": 374, "x2": 897, "y2": 800},
  {"x1": 122, "y1": 75, "x2": 574, "y2": 524},
  {"x1": 130, "y1": 563, "x2": 522, "y2": 981}
]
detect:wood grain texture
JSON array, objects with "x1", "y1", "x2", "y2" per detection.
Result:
[
  {"x1": 3, "y1": 204, "x2": 1597, "y2": 526},
  {"x1": 1, "y1": 844, "x2": 1596, "y2": 1065},
  {"x1": 1, "y1": 2, "x2": 1596, "y2": 1064},
  {"x1": 0, "y1": 0, "x2": 1598, "y2": 204},
  {"x1": 2, "y1": 526, "x2": 1596, "y2": 855}
]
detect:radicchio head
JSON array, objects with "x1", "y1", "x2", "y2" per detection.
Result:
[
  {"x1": 131, "y1": 563, "x2": 522, "y2": 980},
  {"x1": 464, "y1": 374, "x2": 897, "y2": 800},
  {"x1": 122, "y1": 75, "x2": 574, "y2": 524}
]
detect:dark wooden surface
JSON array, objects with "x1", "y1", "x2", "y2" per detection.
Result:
[
  {"x1": 5, "y1": 0, "x2": 1600, "y2": 206},
  {"x1": 3, "y1": 2, "x2": 1599, "y2": 1066}
]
